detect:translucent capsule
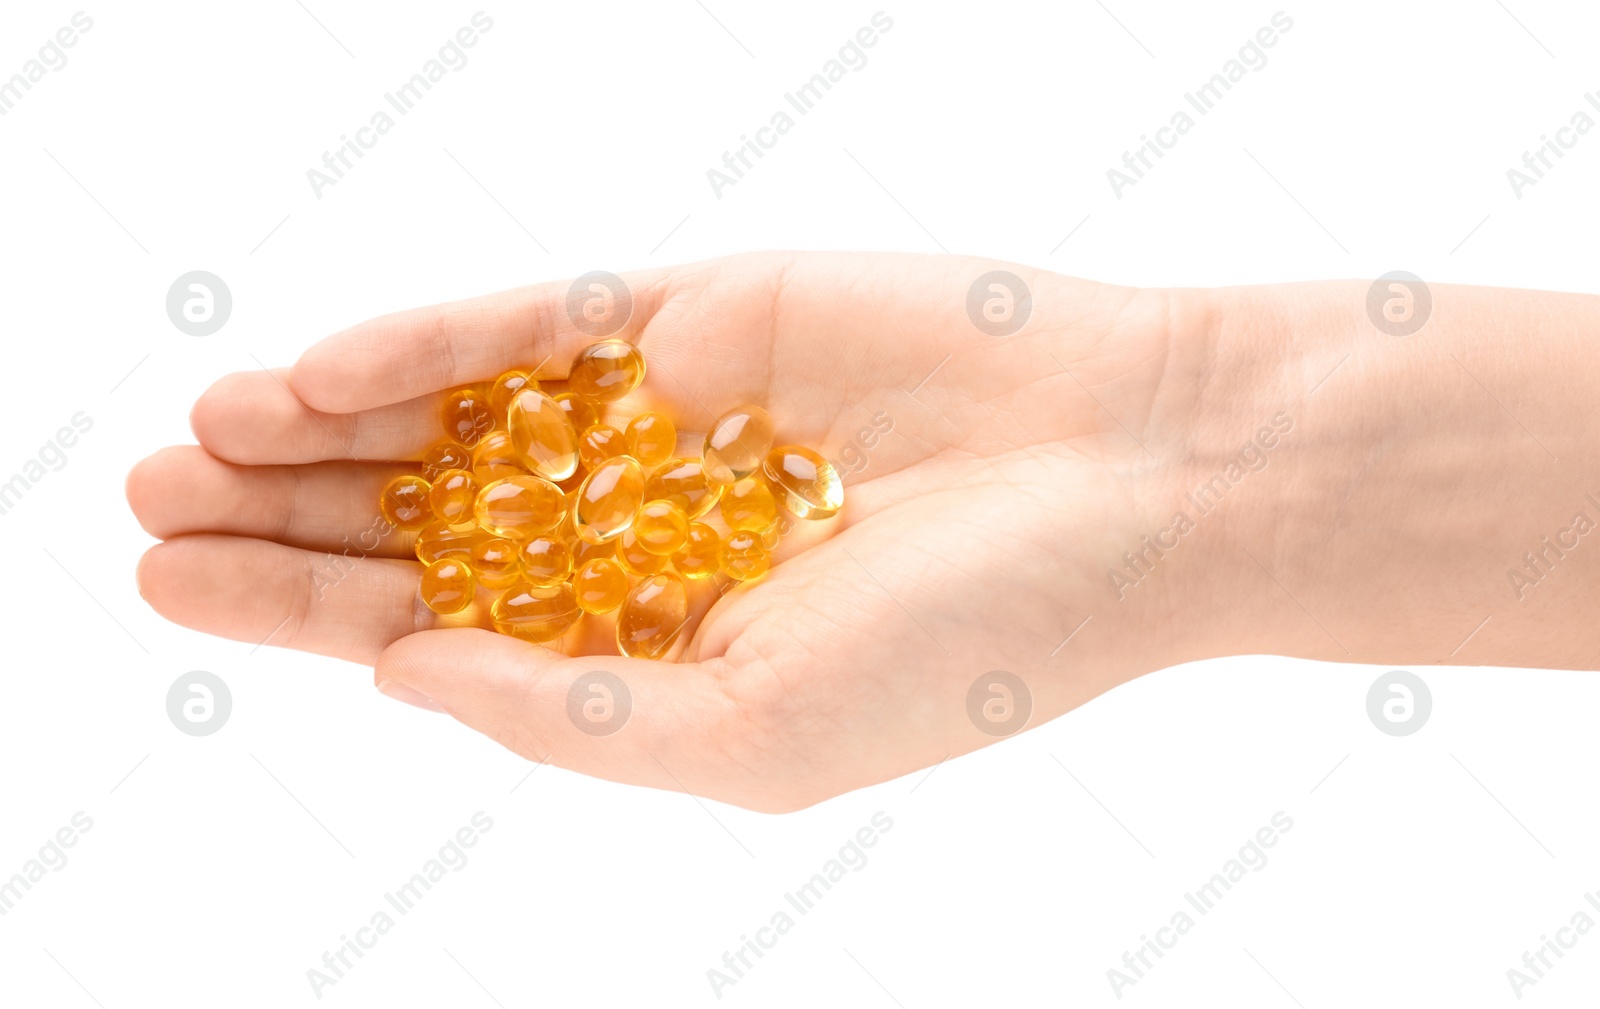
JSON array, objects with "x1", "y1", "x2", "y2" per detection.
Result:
[
  {"x1": 615, "y1": 528, "x2": 670, "y2": 576},
  {"x1": 617, "y1": 572, "x2": 689, "y2": 660},
  {"x1": 421, "y1": 441, "x2": 472, "y2": 481},
  {"x1": 554, "y1": 392, "x2": 600, "y2": 435},
  {"x1": 470, "y1": 537, "x2": 523, "y2": 590},
  {"x1": 428, "y1": 468, "x2": 479, "y2": 529},
  {"x1": 574, "y1": 456, "x2": 644, "y2": 545},
  {"x1": 719, "y1": 477, "x2": 777, "y2": 533},
  {"x1": 634, "y1": 499, "x2": 689, "y2": 555},
  {"x1": 473, "y1": 474, "x2": 565, "y2": 540},
  {"x1": 763, "y1": 446, "x2": 844, "y2": 520},
  {"x1": 574, "y1": 558, "x2": 629, "y2": 615},
  {"x1": 441, "y1": 387, "x2": 496, "y2": 447},
  {"x1": 414, "y1": 521, "x2": 482, "y2": 566},
  {"x1": 672, "y1": 522, "x2": 722, "y2": 579},
  {"x1": 570, "y1": 535, "x2": 616, "y2": 569},
  {"x1": 491, "y1": 581, "x2": 581, "y2": 643},
  {"x1": 578, "y1": 424, "x2": 625, "y2": 471},
  {"x1": 644, "y1": 457, "x2": 722, "y2": 519},
  {"x1": 506, "y1": 388, "x2": 579, "y2": 481},
  {"x1": 569, "y1": 340, "x2": 646, "y2": 403},
  {"x1": 488, "y1": 370, "x2": 535, "y2": 420},
  {"x1": 379, "y1": 475, "x2": 433, "y2": 531},
  {"x1": 703, "y1": 405, "x2": 773, "y2": 485},
  {"x1": 420, "y1": 559, "x2": 476, "y2": 614},
  {"x1": 721, "y1": 530, "x2": 771, "y2": 581},
  {"x1": 470, "y1": 430, "x2": 527, "y2": 484},
  {"x1": 625, "y1": 412, "x2": 676, "y2": 468},
  {"x1": 518, "y1": 537, "x2": 573, "y2": 586}
]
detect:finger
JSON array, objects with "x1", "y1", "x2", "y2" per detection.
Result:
[
  {"x1": 127, "y1": 446, "x2": 418, "y2": 556},
  {"x1": 190, "y1": 370, "x2": 446, "y2": 465},
  {"x1": 136, "y1": 534, "x2": 445, "y2": 664},
  {"x1": 291, "y1": 270, "x2": 677, "y2": 414},
  {"x1": 374, "y1": 628, "x2": 756, "y2": 802}
]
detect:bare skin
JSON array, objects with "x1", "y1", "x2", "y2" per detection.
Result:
[{"x1": 126, "y1": 253, "x2": 1600, "y2": 811}]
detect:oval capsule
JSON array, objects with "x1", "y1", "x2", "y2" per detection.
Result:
[
  {"x1": 428, "y1": 468, "x2": 479, "y2": 528},
  {"x1": 506, "y1": 388, "x2": 580, "y2": 481},
  {"x1": 473, "y1": 474, "x2": 565, "y2": 539},
  {"x1": 574, "y1": 557, "x2": 630, "y2": 615},
  {"x1": 719, "y1": 477, "x2": 777, "y2": 533},
  {"x1": 488, "y1": 370, "x2": 535, "y2": 420},
  {"x1": 617, "y1": 572, "x2": 689, "y2": 660},
  {"x1": 491, "y1": 581, "x2": 581, "y2": 643},
  {"x1": 470, "y1": 430, "x2": 527, "y2": 484},
  {"x1": 634, "y1": 499, "x2": 689, "y2": 555},
  {"x1": 672, "y1": 522, "x2": 722, "y2": 579},
  {"x1": 440, "y1": 386, "x2": 495, "y2": 447},
  {"x1": 763, "y1": 446, "x2": 844, "y2": 520},
  {"x1": 421, "y1": 560, "x2": 476, "y2": 614},
  {"x1": 615, "y1": 527, "x2": 670, "y2": 576},
  {"x1": 569, "y1": 340, "x2": 646, "y2": 403},
  {"x1": 414, "y1": 520, "x2": 482, "y2": 566},
  {"x1": 518, "y1": 537, "x2": 573, "y2": 586},
  {"x1": 421, "y1": 441, "x2": 472, "y2": 481},
  {"x1": 554, "y1": 392, "x2": 600, "y2": 434},
  {"x1": 578, "y1": 423, "x2": 625, "y2": 471},
  {"x1": 644, "y1": 457, "x2": 722, "y2": 519},
  {"x1": 703, "y1": 405, "x2": 773, "y2": 485},
  {"x1": 379, "y1": 475, "x2": 433, "y2": 531},
  {"x1": 470, "y1": 537, "x2": 523, "y2": 590},
  {"x1": 574, "y1": 456, "x2": 644, "y2": 545},
  {"x1": 625, "y1": 412, "x2": 676, "y2": 468}
]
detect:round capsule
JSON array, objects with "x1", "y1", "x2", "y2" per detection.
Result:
[
  {"x1": 569, "y1": 340, "x2": 645, "y2": 403},
  {"x1": 634, "y1": 499, "x2": 689, "y2": 555},
  {"x1": 554, "y1": 392, "x2": 600, "y2": 434},
  {"x1": 518, "y1": 537, "x2": 573, "y2": 586},
  {"x1": 578, "y1": 423, "x2": 625, "y2": 471},
  {"x1": 379, "y1": 475, "x2": 433, "y2": 531},
  {"x1": 574, "y1": 557, "x2": 629, "y2": 615},
  {"x1": 420, "y1": 559, "x2": 476, "y2": 614},
  {"x1": 473, "y1": 474, "x2": 565, "y2": 540},
  {"x1": 625, "y1": 412, "x2": 676, "y2": 468},
  {"x1": 703, "y1": 405, "x2": 774, "y2": 485},
  {"x1": 491, "y1": 581, "x2": 581, "y2": 643},
  {"x1": 763, "y1": 446, "x2": 844, "y2": 520},
  {"x1": 719, "y1": 477, "x2": 777, "y2": 533},
  {"x1": 721, "y1": 531, "x2": 771, "y2": 581},
  {"x1": 506, "y1": 388, "x2": 579, "y2": 481},
  {"x1": 616, "y1": 572, "x2": 689, "y2": 660},
  {"x1": 428, "y1": 468, "x2": 479, "y2": 529},
  {"x1": 488, "y1": 370, "x2": 535, "y2": 420},
  {"x1": 615, "y1": 528, "x2": 670, "y2": 576},
  {"x1": 470, "y1": 430, "x2": 527, "y2": 484},
  {"x1": 644, "y1": 457, "x2": 722, "y2": 519},
  {"x1": 415, "y1": 520, "x2": 482, "y2": 565},
  {"x1": 574, "y1": 456, "x2": 644, "y2": 545},
  {"x1": 421, "y1": 441, "x2": 472, "y2": 481},
  {"x1": 470, "y1": 537, "x2": 523, "y2": 590},
  {"x1": 440, "y1": 387, "x2": 495, "y2": 447},
  {"x1": 673, "y1": 522, "x2": 722, "y2": 579}
]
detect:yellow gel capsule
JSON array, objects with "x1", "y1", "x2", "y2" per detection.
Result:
[
  {"x1": 703, "y1": 405, "x2": 774, "y2": 485},
  {"x1": 569, "y1": 340, "x2": 646, "y2": 403},
  {"x1": 644, "y1": 457, "x2": 722, "y2": 519},
  {"x1": 574, "y1": 557, "x2": 629, "y2": 615},
  {"x1": 625, "y1": 412, "x2": 676, "y2": 468},
  {"x1": 554, "y1": 392, "x2": 600, "y2": 435},
  {"x1": 673, "y1": 522, "x2": 722, "y2": 579},
  {"x1": 721, "y1": 530, "x2": 770, "y2": 581},
  {"x1": 380, "y1": 475, "x2": 433, "y2": 531},
  {"x1": 615, "y1": 528, "x2": 670, "y2": 576},
  {"x1": 441, "y1": 386, "x2": 496, "y2": 447},
  {"x1": 571, "y1": 536, "x2": 616, "y2": 569},
  {"x1": 421, "y1": 559, "x2": 476, "y2": 614},
  {"x1": 506, "y1": 388, "x2": 579, "y2": 481},
  {"x1": 428, "y1": 468, "x2": 479, "y2": 529},
  {"x1": 578, "y1": 423, "x2": 625, "y2": 471},
  {"x1": 421, "y1": 441, "x2": 472, "y2": 481},
  {"x1": 470, "y1": 537, "x2": 523, "y2": 590},
  {"x1": 719, "y1": 477, "x2": 777, "y2": 533},
  {"x1": 617, "y1": 572, "x2": 689, "y2": 660},
  {"x1": 763, "y1": 446, "x2": 845, "y2": 520},
  {"x1": 491, "y1": 581, "x2": 581, "y2": 643},
  {"x1": 488, "y1": 370, "x2": 535, "y2": 420},
  {"x1": 634, "y1": 499, "x2": 689, "y2": 555},
  {"x1": 518, "y1": 537, "x2": 573, "y2": 586},
  {"x1": 574, "y1": 456, "x2": 644, "y2": 545},
  {"x1": 473, "y1": 474, "x2": 565, "y2": 540},
  {"x1": 470, "y1": 430, "x2": 527, "y2": 484},
  {"x1": 415, "y1": 521, "x2": 482, "y2": 566}
]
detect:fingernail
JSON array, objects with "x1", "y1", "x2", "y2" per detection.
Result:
[{"x1": 376, "y1": 678, "x2": 446, "y2": 713}]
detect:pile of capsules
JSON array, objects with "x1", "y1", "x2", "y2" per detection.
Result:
[{"x1": 375, "y1": 339, "x2": 844, "y2": 660}]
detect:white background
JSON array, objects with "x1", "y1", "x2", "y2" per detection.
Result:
[{"x1": 2, "y1": 1, "x2": 1598, "y2": 1005}]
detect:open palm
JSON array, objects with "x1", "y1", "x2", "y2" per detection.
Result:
[{"x1": 130, "y1": 252, "x2": 1187, "y2": 811}]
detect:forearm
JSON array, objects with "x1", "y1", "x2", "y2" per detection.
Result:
[{"x1": 1173, "y1": 280, "x2": 1600, "y2": 670}]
